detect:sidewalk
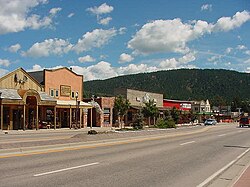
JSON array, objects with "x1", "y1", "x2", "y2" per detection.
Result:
[
  {"x1": 208, "y1": 148, "x2": 250, "y2": 187},
  {"x1": 233, "y1": 165, "x2": 250, "y2": 187}
]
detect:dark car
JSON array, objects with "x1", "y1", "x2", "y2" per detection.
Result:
[
  {"x1": 239, "y1": 117, "x2": 250, "y2": 127},
  {"x1": 204, "y1": 119, "x2": 217, "y2": 126}
]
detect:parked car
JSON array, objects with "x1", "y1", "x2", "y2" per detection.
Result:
[
  {"x1": 239, "y1": 117, "x2": 250, "y2": 127},
  {"x1": 204, "y1": 119, "x2": 217, "y2": 126}
]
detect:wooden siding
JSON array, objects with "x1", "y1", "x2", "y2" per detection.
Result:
[{"x1": 0, "y1": 68, "x2": 43, "y2": 91}]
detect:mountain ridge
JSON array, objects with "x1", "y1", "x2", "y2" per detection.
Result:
[{"x1": 84, "y1": 69, "x2": 250, "y2": 105}]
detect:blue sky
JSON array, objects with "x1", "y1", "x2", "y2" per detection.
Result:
[{"x1": 0, "y1": 0, "x2": 249, "y2": 80}]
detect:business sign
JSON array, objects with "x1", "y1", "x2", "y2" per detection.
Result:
[{"x1": 60, "y1": 85, "x2": 71, "y2": 96}]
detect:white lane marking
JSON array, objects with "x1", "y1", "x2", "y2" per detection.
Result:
[
  {"x1": 197, "y1": 148, "x2": 250, "y2": 187},
  {"x1": 180, "y1": 141, "x2": 195, "y2": 146},
  {"x1": 218, "y1": 134, "x2": 227, "y2": 137},
  {"x1": 34, "y1": 162, "x2": 99, "y2": 177}
]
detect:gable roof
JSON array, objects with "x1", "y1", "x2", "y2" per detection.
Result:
[
  {"x1": 0, "y1": 67, "x2": 43, "y2": 88},
  {"x1": 28, "y1": 70, "x2": 44, "y2": 85}
]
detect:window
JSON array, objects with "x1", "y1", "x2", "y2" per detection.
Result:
[
  {"x1": 55, "y1": 89, "x2": 59, "y2": 97},
  {"x1": 71, "y1": 91, "x2": 75, "y2": 98},
  {"x1": 103, "y1": 108, "x2": 110, "y2": 124},
  {"x1": 50, "y1": 89, "x2": 54, "y2": 97}
]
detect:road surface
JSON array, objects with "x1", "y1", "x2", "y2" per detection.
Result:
[{"x1": 0, "y1": 124, "x2": 249, "y2": 187}]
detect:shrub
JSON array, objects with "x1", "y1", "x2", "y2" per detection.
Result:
[
  {"x1": 155, "y1": 118, "x2": 176, "y2": 128},
  {"x1": 132, "y1": 111, "x2": 144, "y2": 130}
]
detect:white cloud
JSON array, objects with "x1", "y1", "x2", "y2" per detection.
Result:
[
  {"x1": 24, "y1": 38, "x2": 73, "y2": 57},
  {"x1": 72, "y1": 61, "x2": 118, "y2": 80},
  {"x1": 49, "y1": 7, "x2": 62, "y2": 15},
  {"x1": 244, "y1": 58, "x2": 250, "y2": 64},
  {"x1": 214, "y1": 10, "x2": 250, "y2": 32},
  {"x1": 236, "y1": 45, "x2": 247, "y2": 50},
  {"x1": 117, "y1": 64, "x2": 158, "y2": 76},
  {"x1": 86, "y1": 3, "x2": 113, "y2": 15},
  {"x1": 207, "y1": 55, "x2": 222, "y2": 62},
  {"x1": 71, "y1": 53, "x2": 196, "y2": 81},
  {"x1": 29, "y1": 64, "x2": 43, "y2": 71},
  {"x1": 68, "y1": 13, "x2": 74, "y2": 18},
  {"x1": 128, "y1": 11, "x2": 250, "y2": 55},
  {"x1": 98, "y1": 17, "x2": 112, "y2": 25},
  {"x1": 23, "y1": 28, "x2": 120, "y2": 57},
  {"x1": 225, "y1": 47, "x2": 233, "y2": 54},
  {"x1": 78, "y1": 55, "x2": 95, "y2": 63},
  {"x1": 0, "y1": 59, "x2": 11, "y2": 67},
  {"x1": 119, "y1": 53, "x2": 134, "y2": 63},
  {"x1": 119, "y1": 27, "x2": 127, "y2": 34},
  {"x1": 0, "y1": 0, "x2": 60, "y2": 34},
  {"x1": 245, "y1": 50, "x2": 250, "y2": 55},
  {"x1": 159, "y1": 52, "x2": 196, "y2": 69},
  {"x1": 201, "y1": 4, "x2": 212, "y2": 11},
  {"x1": 246, "y1": 67, "x2": 250, "y2": 73},
  {"x1": 128, "y1": 19, "x2": 212, "y2": 55},
  {"x1": 8, "y1": 43, "x2": 21, "y2": 53},
  {"x1": 73, "y1": 28, "x2": 117, "y2": 53}
]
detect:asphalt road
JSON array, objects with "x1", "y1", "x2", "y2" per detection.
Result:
[{"x1": 0, "y1": 124, "x2": 250, "y2": 187}]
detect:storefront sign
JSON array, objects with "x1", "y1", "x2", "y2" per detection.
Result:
[{"x1": 60, "y1": 85, "x2": 71, "y2": 96}]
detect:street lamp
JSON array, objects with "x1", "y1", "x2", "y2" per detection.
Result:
[{"x1": 75, "y1": 92, "x2": 78, "y2": 129}]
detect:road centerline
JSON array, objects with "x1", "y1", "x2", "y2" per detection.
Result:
[
  {"x1": 218, "y1": 134, "x2": 227, "y2": 137},
  {"x1": 33, "y1": 162, "x2": 99, "y2": 177},
  {"x1": 180, "y1": 141, "x2": 195, "y2": 146}
]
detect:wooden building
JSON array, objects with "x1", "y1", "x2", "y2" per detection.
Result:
[{"x1": 0, "y1": 67, "x2": 92, "y2": 130}]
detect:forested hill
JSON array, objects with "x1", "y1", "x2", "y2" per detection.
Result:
[{"x1": 84, "y1": 69, "x2": 250, "y2": 104}]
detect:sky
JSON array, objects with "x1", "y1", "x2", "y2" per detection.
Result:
[{"x1": 0, "y1": 0, "x2": 250, "y2": 81}]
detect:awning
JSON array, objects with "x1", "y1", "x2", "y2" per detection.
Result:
[{"x1": 56, "y1": 100, "x2": 92, "y2": 108}]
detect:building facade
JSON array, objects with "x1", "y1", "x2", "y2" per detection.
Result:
[
  {"x1": 83, "y1": 97, "x2": 115, "y2": 128},
  {"x1": 114, "y1": 88, "x2": 164, "y2": 126},
  {"x1": 163, "y1": 99, "x2": 192, "y2": 111},
  {"x1": 0, "y1": 67, "x2": 92, "y2": 130}
]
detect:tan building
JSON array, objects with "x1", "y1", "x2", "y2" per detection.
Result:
[
  {"x1": 0, "y1": 67, "x2": 92, "y2": 130},
  {"x1": 114, "y1": 88, "x2": 163, "y2": 108},
  {"x1": 114, "y1": 88, "x2": 164, "y2": 126}
]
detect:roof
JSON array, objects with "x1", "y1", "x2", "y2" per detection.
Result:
[
  {"x1": 28, "y1": 71, "x2": 44, "y2": 85},
  {"x1": 163, "y1": 99, "x2": 192, "y2": 103},
  {"x1": 56, "y1": 100, "x2": 92, "y2": 108},
  {"x1": 0, "y1": 88, "x2": 22, "y2": 100},
  {"x1": 0, "y1": 88, "x2": 56, "y2": 102},
  {"x1": 38, "y1": 91, "x2": 57, "y2": 101}
]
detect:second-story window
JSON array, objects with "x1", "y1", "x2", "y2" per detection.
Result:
[
  {"x1": 55, "y1": 89, "x2": 59, "y2": 97},
  {"x1": 50, "y1": 89, "x2": 54, "y2": 97},
  {"x1": 71, "y1": 91, "x2": 75, "y2": 98}
]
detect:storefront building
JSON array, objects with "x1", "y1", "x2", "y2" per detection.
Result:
[
  {"x1": 163, "y1": 99, "x2": 192, "y2": 111},
  {"x1": 114, "y1": 88, "x2": 164, "y2": 126},
  {"x1": 0, "y1": 67, "x2": 92, "y2": 130},
  {"x1": 83, "y1": 97, "x2": 115, "y2": 128}
]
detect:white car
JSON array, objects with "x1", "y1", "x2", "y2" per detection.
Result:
[{"x1": 204, "y1": 119, "x2": 217, "y2": 126}]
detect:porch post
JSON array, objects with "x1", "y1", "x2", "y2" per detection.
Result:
[
  {"x1": 36, "y1": 105, "x2": 39, "y2": 130},
  {"x1": 54, "y1": 106, "x2": 56, "y2": 130},
  {"x1": 90, "y1": 108, "x2": 93, "y2": 129},
  {"x1": 0, "y1": 104, "x2": 3, "y2": 130},
  {"x1": 79, "y1": 108, "x2": 82, "y2": 129},
  {"x1": 69, "y1": 106, "x2": 72, "y2": 129},
  {"x1": 23, "y1": 105, "x2": 26, "y2": 131}
]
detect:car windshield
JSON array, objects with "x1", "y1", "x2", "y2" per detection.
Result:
[
  {"x1": 240, "y1": 118, "x2": 248, "y2": 122},
  {"x1": 206, "y1": 119, "x2": 214, "y2": 122}
]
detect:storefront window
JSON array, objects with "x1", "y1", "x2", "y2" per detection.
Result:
[{"x1": 103, "y1": 108, "x2": 110, "y2": 124}]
